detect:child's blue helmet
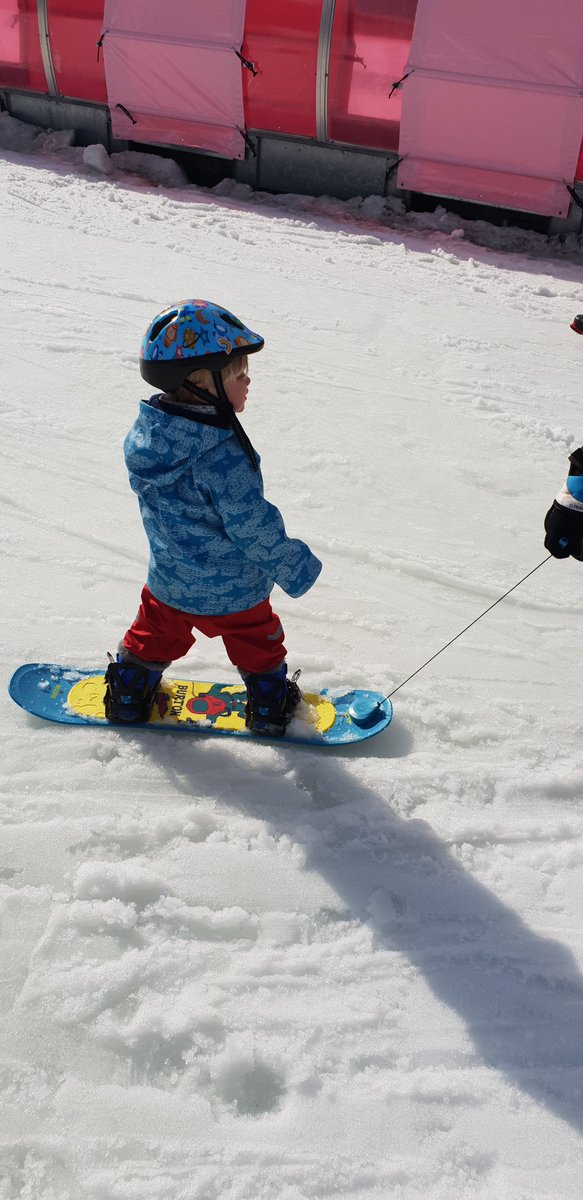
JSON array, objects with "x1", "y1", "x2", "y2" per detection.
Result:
[{"x1": 140, "y1": 299, "x2": 264, "y2": 390}]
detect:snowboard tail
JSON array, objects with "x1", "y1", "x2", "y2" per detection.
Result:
[{"x1": 8, "y1": 664, "x2": 393, "y2": 747}]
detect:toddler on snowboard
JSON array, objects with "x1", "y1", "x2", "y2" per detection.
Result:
[{"x1": 105, "y1": 299, "x2": 321, "y2": 736}]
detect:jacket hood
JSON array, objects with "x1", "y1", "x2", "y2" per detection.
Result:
[{"x1": 124, "y1": 396, "x2": 232, "y2": 487}]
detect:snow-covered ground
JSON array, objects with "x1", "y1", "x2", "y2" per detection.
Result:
[{"x1": 2, "y1": 117, "x2": 583, "y2": 1198}]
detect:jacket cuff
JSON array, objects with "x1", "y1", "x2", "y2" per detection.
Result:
[
  {"x1": 556, "y1": 482, "x2": 583, "y2": 512},
  {"x1": 281, "y1": 554, "x2": 322, "y2": 598}
]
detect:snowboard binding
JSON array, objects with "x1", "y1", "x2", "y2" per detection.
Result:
[
  {"x1": 243, "y1": 665, "x2": 302, "y2": 737},
  {"x1": 104, "y1": 655, "x2": 163, "y2": 724}
]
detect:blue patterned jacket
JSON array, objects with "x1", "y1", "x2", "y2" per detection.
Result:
[{"x1": 124, "y1": 397, "x2": 322, "y2": 615}]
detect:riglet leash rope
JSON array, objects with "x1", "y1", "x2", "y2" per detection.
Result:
[{"x1": 378, "y1": 555, "x2": 553, "y2": 706}]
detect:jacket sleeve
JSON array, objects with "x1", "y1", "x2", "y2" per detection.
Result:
[
  {"x1": 554, "y1": 445, "x2": 583, "y2": 510},
  {"x1": 204, "y1": 444, "x2": 322, "y2": 598}
]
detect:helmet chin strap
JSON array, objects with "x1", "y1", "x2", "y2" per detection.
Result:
[{"x1": 179, "y1": 373, "x2": 258, "y2": 472}]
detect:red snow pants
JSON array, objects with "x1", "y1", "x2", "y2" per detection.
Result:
[{"x1": 121, "y1": 585, "x2": 286, "y2": 674}]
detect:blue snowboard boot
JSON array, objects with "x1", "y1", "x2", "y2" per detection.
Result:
[
  {"x1": 104, "y1": 654, "x2": 163, "y2": 724},
  {"x1": 243, "y1": 664, "x2": 302, "y2": 737}
]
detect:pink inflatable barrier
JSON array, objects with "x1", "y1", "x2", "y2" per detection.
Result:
[{"x1": 0, "y1": 0, "x2": 581, "y2": 218}]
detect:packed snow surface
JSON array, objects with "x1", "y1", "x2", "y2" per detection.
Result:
[{"x1": 2, "y1": 118, "x2": 583, "y2": 1198}]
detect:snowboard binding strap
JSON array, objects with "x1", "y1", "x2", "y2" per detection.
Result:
[
  {"x1": 104, "y1": 655, "x2": 163, "y2": 724},
  {"x1": 243, "y1": 666, "x2": 302, "y2": 737}
]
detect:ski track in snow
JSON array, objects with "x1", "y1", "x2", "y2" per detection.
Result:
[{"x1": 1, "y1": 137, "x2": 583, "y2": 1198}]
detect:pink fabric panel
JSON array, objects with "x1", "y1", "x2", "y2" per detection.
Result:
[
  {"x1": 408, "y1": 0, "x2": 583, "y2": 88},
  {"x1": 0, "y1": 0, "x2": 21, "y2": 64},
  {"x1": 398, "y1": 0, "x2": 583, "y2": 215},
  {"x1": 102, "y1": 0, "x2": 246, "y2": 159},
  {"x1": 103, "y1": 0, "x2": 245, "y2": 43},
  {"x1": 401, "y1": 162, "x2": 571, "y2": 220},
  {"x1": 400, "y1": 76, "x2": 582, "y2": 189},
  {"x1": 112, "y1": 115, "x2": 243, "y2": 161}
]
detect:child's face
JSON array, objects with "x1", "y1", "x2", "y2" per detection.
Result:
[{"x1": 224, "y1": 365, "x2": 250, "y2": 414}]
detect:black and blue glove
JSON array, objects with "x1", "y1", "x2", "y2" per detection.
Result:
[{"x1": 544, "y1": 446, "x2": 583, "y2": 560}]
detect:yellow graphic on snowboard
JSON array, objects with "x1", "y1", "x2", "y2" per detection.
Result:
[{"x1": 66, "y1": 675, "x2": 336, "y2": 735}]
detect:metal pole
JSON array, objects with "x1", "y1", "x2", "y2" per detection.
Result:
[
  {"x1": 37, "y1": 0, "x2": 59, "y2": 96},
  {"x1": 316, "y1": 0, "x2": 337, "y2": 143}
]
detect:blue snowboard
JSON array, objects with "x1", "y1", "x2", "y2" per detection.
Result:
[{"x1": 8, "y1": 664, "x2": 393, "y2": 748}]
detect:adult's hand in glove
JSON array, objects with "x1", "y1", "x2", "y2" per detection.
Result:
[
  {"x1": 544, "y1": 500, "x2": 583, "y2": 560},
  {"x1": 544, "y1": 446, "x2": 583, "y2": 560}
]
